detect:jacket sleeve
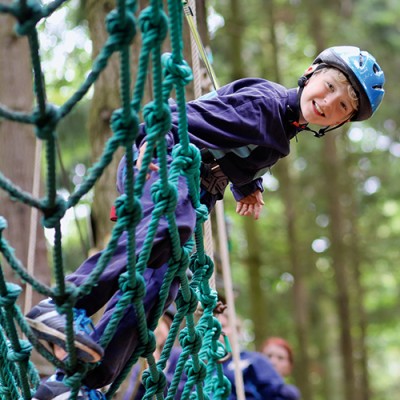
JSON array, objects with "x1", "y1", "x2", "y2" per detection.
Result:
[{"x1": 230, "y1": 178, "x2": 264, "y2": 201}]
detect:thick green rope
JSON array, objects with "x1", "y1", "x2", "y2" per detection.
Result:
[{"x1": 0, "y1": 1, "x2": 229, "y2": 399}]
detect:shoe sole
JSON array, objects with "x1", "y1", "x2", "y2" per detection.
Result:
[
  {"x1": 32, "y1": 389, "x2": 86, "y2": 400},
  {"x1": 26, "y1": 317, "x2": 103, "y2": 363}
]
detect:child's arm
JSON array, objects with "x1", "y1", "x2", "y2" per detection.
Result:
[{"x1": 136, "y1": 142, "x2": 159, "y2": 177}]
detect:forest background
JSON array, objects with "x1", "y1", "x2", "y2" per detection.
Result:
[{"x1": 0, "y1": 1, "x2": 399, "y2": 400}]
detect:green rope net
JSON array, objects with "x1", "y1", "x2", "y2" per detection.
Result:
[{"x1": 0, "y1": 1, "x2": 230, "y2": 399}]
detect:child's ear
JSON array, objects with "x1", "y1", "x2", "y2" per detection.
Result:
[{"x1": 303, "y1": 64, "x2": 319, "y2": 76}]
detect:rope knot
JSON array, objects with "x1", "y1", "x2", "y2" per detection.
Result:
[
  {"x1": 119, "y1": 272, "x2": 145, "y2": 299},
  {"x1": 162, "y1": 52, "x2": 193, "y2": 87},
  {"x1": 143, "y1": 101, "x2": 171, "y2": 141},
  {"x1": 139, "y1": 7, "x2": 168, "y2": 46},
  {"x1": 114, "y1": 195, "x2": 143, "y2": 228},
  {"x1": 106, "y1": 9, "x2": 137, "y2": 49},
  {"x1": 33, "y1": 104, "x2": 60, "y2": 141},
  {"x1": 190, "y1": 253, "x2": 214, "y2": 278},
  {"x1": 7, "y1": 339, "x2": 32, "y2": 363},
  {"x1": 41, "y1": 195, "x2": 67, "y2": 229},
  {"x1": 14, "y1": 0, "x2": 44, "y2": 36},
  {"x1": 171, "y1": 143, "x2": 201, "y2": 176},
  {"x1": 175, "y1": 287, "x2": 199, "y2": 317},
  {"x1": 142, "y1": 366, "x2": 167, "y2": 395},
  {"x1": 195, "y1": 204, "x2": 209, "y2": 224},
  {"x1": 0, "y1": 283, "x2": 22, "y2": 307},
  {"x1": 151, "y1": 181, "x2": 178, "y2": 214},
  {"x1": 52, "y1": 282, "x2": 79, "y2": 312},
  {"x1": 141, "y1": 330, "x2": 156, "y2": 358},
  {"x1": 179, "y1": 328, "x2": 203, "y2": 355},
  {"x1": 184, "y1": 359, "x2": 207, "y2": 384},
  {"x1": 110, "y1": 108, "x2": 139, "y2": 146}
]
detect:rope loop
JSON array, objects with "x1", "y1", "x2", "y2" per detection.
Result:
[
  {"x1": 143, "y1": 101, "x2": 171, "y2": 141},
  {"x1": 142, "y1": 366, "x2": 167, "y2": 395},
  {"x1": 0, "y1": 283, "x2": 22, "y2": 307},
  {"x1": 106, "y1": 9, "x2": 137, "y2": 49},
  {"x1": 7, "y1": 339, "x2": 33, "y2": 363},
  {"x1": 41, "y1": 195, "x2": 67, "y2": 229},
  {"x1": 114, "y1": 195, "x2": 143, "y2": 228},
  {"x1": 151, "y1": 180, "x2": 178, "y2": 214},
  {"x1": 33, "y1": 103, "x2": 60, "y2": 141},
  {"x1": 139, "y1": 7, "x2": 168, "y2": 47},
  {"x1": 14, "y1": 0, "x2": 44, "y2": 36},
  {"x1": 162, "y1": 52, "x2": 193, "y2": 88},
  {"x1": 212, "y1": 375, "x2": 232, "y2": 398},
  {"x1": 110, "y1": 108, "x2": 139, "y2": 147}
]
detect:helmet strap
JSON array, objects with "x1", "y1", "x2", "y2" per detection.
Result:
[{"x1": 303, "y1": 120, "x2": 348, "y2": 138}]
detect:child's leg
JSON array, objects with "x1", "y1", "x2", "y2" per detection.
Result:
[
  {"x1": 27, "y1": 170, "x2": 196, "y2": 362},
  {"x1": 82, "y1": 262, "x2": 180, "y2": 388}
]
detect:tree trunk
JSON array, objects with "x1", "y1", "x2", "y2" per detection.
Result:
[
  {"x1": 242, "y1": 217, "x2": 268, "y2": 347},
  {"x1": 85, "y1": 0, "x2": 125, "y2": 250},
  {"x1": 226, "y1": 0, "x2": 245, "y2": 80},
  {"x1": 344, "y1": 150, "x2": 371, "y2": 400},
  {"x1": 0, "y1": 0, "x2": 50, "y2": 375},
  {"x1": 275, "y1": 160, "x2": 314, "y2": 400},
  {"x1": 323, "y1": 133, "x2": 356, "y2": 400},
  {"x1": 0, "y1": 1, "x2": 49, "y2": 310},
  {"x1": 264, "y1": 1, "x2": 313, "y2": 397}
]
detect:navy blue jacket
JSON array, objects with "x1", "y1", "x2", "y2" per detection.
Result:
[
  {"x1": 133, "y1": 78, "x2": 301, "y2": 201},
  {"x1": 169, "y1": 78, "x2": 301, "y2": 199}
]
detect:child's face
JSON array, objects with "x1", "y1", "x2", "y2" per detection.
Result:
[
  {"x1": 263, "y1": 343, "x2": 292, "y2": 377},
  {"x1": 299, "y1": 69, "x2": 356, "y2": 126}
]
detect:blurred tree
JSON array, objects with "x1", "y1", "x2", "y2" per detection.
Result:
[
  {"x1": 0, "y1": 1, "x2": 49, "y2": 310},
  {"x1": 0, "y1": 0, "x2": 51, "y2": 375}
]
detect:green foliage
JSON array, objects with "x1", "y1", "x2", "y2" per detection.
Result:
[{"x1": 208, "y1": 1, "x2": 400, "y2": 399}]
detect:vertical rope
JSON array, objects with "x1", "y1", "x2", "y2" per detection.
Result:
[{"x1": 24, "y1": 138, "x2": 42, "y2": 315}]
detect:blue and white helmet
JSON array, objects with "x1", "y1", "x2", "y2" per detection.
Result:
[{"x1": 311, "y1": 46, "x2": 385, "y2": 121}]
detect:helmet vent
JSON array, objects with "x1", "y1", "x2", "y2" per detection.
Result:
[{"x1": 373, "y1": 63, "x2": 381, "y2": 74}]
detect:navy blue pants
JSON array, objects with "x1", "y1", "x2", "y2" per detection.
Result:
[{"x1": 65, "y1": 167, "x2": 197, "y2": 388}]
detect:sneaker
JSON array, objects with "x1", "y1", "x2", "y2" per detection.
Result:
[
  {"x1": 32, "y1": 372, "x2": 105, "y2": 400},
  {"x1": 26, "y1": 299, "x2": 104, "y2": 363}
]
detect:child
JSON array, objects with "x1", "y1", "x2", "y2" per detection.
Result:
[{"x1": 28, "y1": 46, "x2": 384, "y2": 399}]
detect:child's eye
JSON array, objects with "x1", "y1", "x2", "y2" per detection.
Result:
[
  {"x1": 340, "y1": 101, "x2": 348, "y2": 111},
  {"x1": 326, "y1": 82, "x2": 334, "y2": 91}
]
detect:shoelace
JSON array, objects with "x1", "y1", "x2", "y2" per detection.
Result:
[
  {"x1": 86, "y1": 388, "x2": 106, "y2": 399},
  {"x1": 73, "y1": 308, "x2": 96, "y2": 335}
]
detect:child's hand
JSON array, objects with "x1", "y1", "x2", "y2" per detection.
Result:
[
  {"x1": 235, "y1": 190, "x2": 265, "y2": 220},
  {"x1": 137, "y1": 142, "x2": 159, "y2": 178}
]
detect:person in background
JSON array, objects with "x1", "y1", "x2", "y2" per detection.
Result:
[
  {"x1": 219, "y1": 312, "x2": 300, "y2": 400},
  {"x1": 262, "y1": 337, "x2": 295, "y2": 378}
]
